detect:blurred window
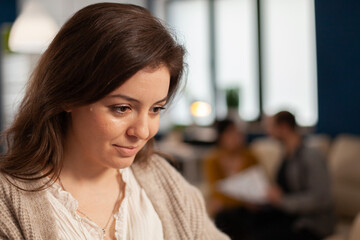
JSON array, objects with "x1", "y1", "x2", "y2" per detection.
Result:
[
  {"x1": 166, "y1": 0, "x2": 258, "y2": 125},
  {"x1": 165, "y1": 0, "x2": 317, "y2": 127},
  {"x1": 167, "y1": 0, "x2": 214, "y2": 126},
  {"x1": 261, "y1": 0, "x2": 318, "y2": 126},
  {"x1": 215, "y1": 0, "x2": 259, "y2": 121}
]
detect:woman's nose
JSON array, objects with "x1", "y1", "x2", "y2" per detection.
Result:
[{"x1": 127, "y1": 114, "x2": 150, "y2": 140}]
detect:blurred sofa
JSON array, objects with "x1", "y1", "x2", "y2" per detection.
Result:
[{"x1": 250, "y1": 134, "x2": 360, "y2": 240}]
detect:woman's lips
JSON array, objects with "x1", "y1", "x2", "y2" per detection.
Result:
[{"x1": 113, "y1": 144, "x2": 139, "y2": 157}]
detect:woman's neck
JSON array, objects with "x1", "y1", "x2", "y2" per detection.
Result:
[
  {"x1": 60, "y1": 147, "x2": 119, "y2": 190},
  {"x1": 59, "y1": 157, "x2": 123, "y2": 240}
]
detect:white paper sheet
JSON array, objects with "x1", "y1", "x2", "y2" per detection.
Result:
[{"x1": 216, "y1": 166, "x2": 270, "y2": 204}]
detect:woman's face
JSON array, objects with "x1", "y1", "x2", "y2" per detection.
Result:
[{"x1": 65, "y1": 66, "x2": 170, "y2": 169}]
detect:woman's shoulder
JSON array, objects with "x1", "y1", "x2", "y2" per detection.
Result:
[
  {"x1": 0, "y1": 171, "x2": 59, "y2": 239},
  {"x1": 132, "y1": 154, "x2": 188, "y2": 189},
  {"x1": 0, "y1": 172, "x2": 18, "y2": 216},
  {"x1": 0, "y1": 171, "x2": 17, "y2": 193},
  {"x1": 0, "y1": 171, "x2": 8, "y2": 185},
  {"x1": 0, "y1": 171, "x2": 47, "y2": 192},
  {"x1": 131, "y1": 154, "x2": 230, "y2": 240},
  {"x1": 0, "y1": 171, "x2": 49, "y2": 207},
  {"x1": 0, "y1": 172, "x2": 32, "y2": 237}
]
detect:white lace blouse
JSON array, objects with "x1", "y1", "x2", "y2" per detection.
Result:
[{"x1": 46, "y1": 168, "x2": 164, "y2": 240}]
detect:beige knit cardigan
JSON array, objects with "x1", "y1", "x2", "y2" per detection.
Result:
[{"x1": 0, "y1": 155, "x2": 229, "y2": 240}]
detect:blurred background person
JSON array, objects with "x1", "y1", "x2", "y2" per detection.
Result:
[
  {"x1": 203, "y1": 119, "x2": 258, "y2": 219},
  {"x1": 253, "y1": 110, "x2": 335, "y2": 240}
]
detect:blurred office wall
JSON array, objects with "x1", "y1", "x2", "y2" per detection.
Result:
[{"x1": 315, "y1": 0, "x2": 360, "y2": 136}]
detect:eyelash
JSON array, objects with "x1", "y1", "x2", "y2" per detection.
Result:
[
  {"x1": 152, "y1": 106, "x2": 166, "y2": 114},
  {"x1": 113, "y1": 105, "x2": 131, "y2": 114},
  {"x1": 112, "y1": 105, "x2": 166, "y2": 115}
]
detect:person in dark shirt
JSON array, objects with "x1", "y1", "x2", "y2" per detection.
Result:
[{"x1": 262, "y1": 111, "x2": 334, "y2": 239}]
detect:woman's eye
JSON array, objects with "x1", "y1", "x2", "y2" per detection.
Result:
[
  {"x1": 113, "y1": 105, "x2": 131, "y2": 114},
  {"x1": 152, "y1": 106, "x2": 166, "y2": 114}
]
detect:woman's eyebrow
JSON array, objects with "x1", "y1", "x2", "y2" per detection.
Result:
[
  {"x1": 155, "y1": 96, "x2": 168, "y2": 104},
  {"x1": 109, "y1": 94, "x2": 168, "y2": 104},
  {"x1": 109, "y1": 94, "x2": 140, "y2": 103}
]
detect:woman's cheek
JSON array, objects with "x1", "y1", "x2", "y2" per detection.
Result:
[{"x1": 149, "y1": 118, "x2": 160, "y2": 138}]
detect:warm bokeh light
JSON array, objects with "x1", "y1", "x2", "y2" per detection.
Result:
[{"x1": 190, "y1": 101, "x2": 212, "y2": 117}]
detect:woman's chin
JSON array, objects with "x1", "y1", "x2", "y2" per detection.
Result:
[{"x1": 111, "y1": 155, "x2": 137, "y2": 170}]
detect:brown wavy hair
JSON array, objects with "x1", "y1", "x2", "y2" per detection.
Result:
[{"x1": 0, "y1": 3, "x2": 185, "y2": 190}]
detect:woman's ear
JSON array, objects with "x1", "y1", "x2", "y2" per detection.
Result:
[{"x1": 62, "y1": 104, "x2": 72, "y2": 113}]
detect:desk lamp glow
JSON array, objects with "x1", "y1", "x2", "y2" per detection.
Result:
[{"x1": 190, "y1": 101, "x2": 212, "y2": 118}]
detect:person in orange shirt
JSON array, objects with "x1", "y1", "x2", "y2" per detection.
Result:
[{"x1": 203, "y1": 119, "x2": 258, "y2": 218}]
